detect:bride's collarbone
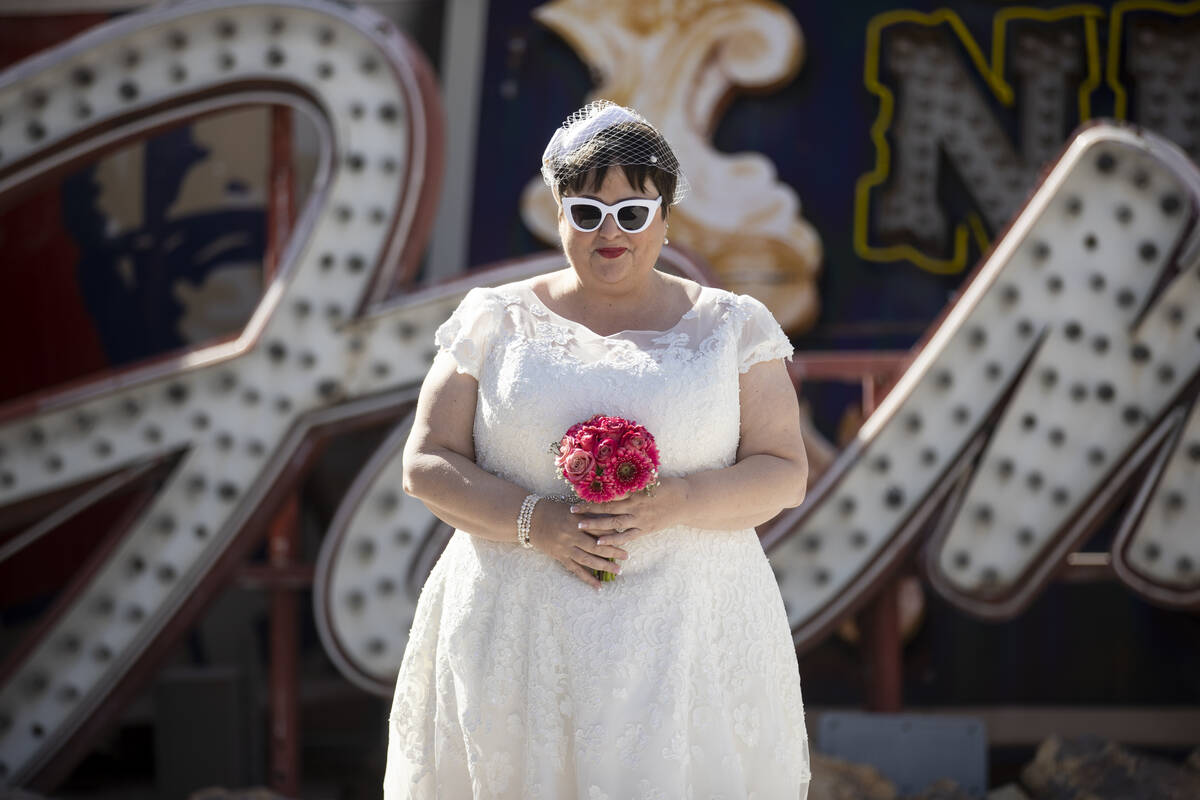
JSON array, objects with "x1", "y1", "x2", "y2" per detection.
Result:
[
  {"x1": 540, "y1": 285, "x2": 698, "y2": 334},
  {"x1": 565, "y1": 307, "x2": 682, "y2": 336}
]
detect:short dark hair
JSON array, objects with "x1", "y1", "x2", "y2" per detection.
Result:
[{"x1": 552, "y1": 121, "x2": 678, "y2": 214}]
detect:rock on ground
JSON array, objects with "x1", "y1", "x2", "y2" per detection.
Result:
[
  {"x1": 899, "y1": 777, "x2": 977, "y2": 799},
  {"x1": 187, "y1": 789, "x2": 297, "y2": 800},
  {"x1": 1022, "y1": 735, "x2": 1200, "y2": 800},
  {"x1": 808, "y1": 751, "x2": 898, "y2": 800},
  {"x1": 986, "y1": 784, "x2": 1031, "y2": 800}
]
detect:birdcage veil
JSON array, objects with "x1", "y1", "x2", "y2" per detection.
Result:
[{"x1": 540, "y1": 100, "x2": 690, "y2": 204}]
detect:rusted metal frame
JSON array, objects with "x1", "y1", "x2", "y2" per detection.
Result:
[
  {"x1": 782, "y1": 353, "x2": 913, "y2": 710},
  {"x1": 0, "y1": 88, "x2": 331, "y2": 789},
  {"x1": 0, "y1": 1, "x2": 445, "y2": 786},
  {"x1": 923, "y1": 404, "x2": 1190, "y2": 620},
  {"x1": 1111, "y1": 372, "x2": 1200, "y2": 610},
  {"x1": 772, "y1": 120, "x2": 1200, "y2": 702}
]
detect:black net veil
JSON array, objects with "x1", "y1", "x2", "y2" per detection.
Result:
[{"x1": 540, "y1": 100, "x2": 690, "y2": 205}]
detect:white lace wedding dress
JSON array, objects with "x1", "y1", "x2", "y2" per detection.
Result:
[{"x1": 384, "y1": 279, "x2": 811, "y2": 799}]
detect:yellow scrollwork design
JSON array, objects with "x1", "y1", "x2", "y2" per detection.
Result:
[{"x1": 520, "y1": 0, "x2": 823, "y2": 332}]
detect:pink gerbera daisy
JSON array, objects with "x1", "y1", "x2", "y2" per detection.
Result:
[
  {"x1": 577, "y1": 468, "x2": 617, "y2": 503},
  {"x1": 611, "y1": 448, "x2": 655, "y2": 494}
]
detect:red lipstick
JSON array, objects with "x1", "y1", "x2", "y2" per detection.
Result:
[{"x1": 596, "y1": 247, "x2": 626, "y2": 259}]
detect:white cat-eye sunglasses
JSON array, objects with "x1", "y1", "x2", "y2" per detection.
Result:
[{"x1": 561, "y1": 196, "x2": 663, "y2": 234}]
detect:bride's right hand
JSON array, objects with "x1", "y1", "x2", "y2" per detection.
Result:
[{"x1": 530, "y1": 500, "x2": 629, "y2": 589}]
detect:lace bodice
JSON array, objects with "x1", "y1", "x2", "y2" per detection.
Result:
[{"x1": 434, "y1": 279, "x2": 794, "y2": 497}]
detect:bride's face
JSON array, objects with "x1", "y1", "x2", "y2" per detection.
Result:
[{"x1": 556, "y1": 167, "x2": 667, "y2": 292}]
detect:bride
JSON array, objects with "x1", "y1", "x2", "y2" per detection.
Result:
[{"x1": 386, "y1": 100, "x2": 811, "y2": 798}]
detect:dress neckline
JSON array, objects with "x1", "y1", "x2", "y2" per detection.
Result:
[{"x1": 516, "y1": 280, "x2": 707, "y2": 339}]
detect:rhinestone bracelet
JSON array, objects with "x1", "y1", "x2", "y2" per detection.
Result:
[{"x1": 517, "y1": 493, "x2": 541, "y2": 549}]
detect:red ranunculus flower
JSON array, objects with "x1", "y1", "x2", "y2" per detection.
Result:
[
  {"x1": 595, "y1": 438, "x2": 618, "y2": 463},
  {"x1": 620, "y1": 429, "x2": 647, "y2": 451}
]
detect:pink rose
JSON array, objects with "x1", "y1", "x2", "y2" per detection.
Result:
[
  {"x1": 562, "y1": 448, "x2": 595, "y2": 481},
  {"x1": 555, "y1": 415, "x2": 659, "y2": 503},
  {"x1": 595, "y1": 438, "x2": 618, "y2": 462}
]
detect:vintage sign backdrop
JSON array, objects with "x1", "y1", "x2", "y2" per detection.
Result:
[{"x1": 468, "y1": 0, "x2": 1200, "y2": 349}]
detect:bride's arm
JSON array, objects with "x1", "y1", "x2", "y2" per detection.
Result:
[
  {"x1": 401, "y1": 353, "x2": 543, "y2": 543},
  {"x1": 577, "y1": 357, "x2": 808, "y2": 541},
  {"x1": 681, "y1": 356, "x2": 809, "y2": 528},
  {"x1": 402, "y1": 353, "x2": 629, "y2": 584}
]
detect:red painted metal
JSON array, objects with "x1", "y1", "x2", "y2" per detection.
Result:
[
  {"x1": 267, "y1": 496, "x2": 300, "y2": 796},
  {"x1": 862, "y1": 580, "x2": 903, "y2": 711},
  {"x1": 856, "y1": 375, "x2": 903, "y2": 711},
  {"x1": 265, "y1": 104, "x2": 300, "y2": 797},
  {"x1": 790, "y1": 353, "x2": 908, "y2": 710},
  {"x1": 237, "y1": 563, "x2": 315, "y2": 590},
  {"x1": 788, "y1": 352, "x2": 910, "y2": 382}
]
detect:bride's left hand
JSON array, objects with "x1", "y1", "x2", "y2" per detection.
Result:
[{"x1": 569, "y1": 476, "x2": 690, "y2": 547}]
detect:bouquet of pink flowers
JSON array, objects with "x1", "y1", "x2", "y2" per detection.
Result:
[{"x1": 552, "y1": 414, "x2": 661, "y2": 581}]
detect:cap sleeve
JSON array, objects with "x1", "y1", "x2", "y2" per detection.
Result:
[
  {"x1": 736, "y1": 294, "x2": 794, "y2": 373},
  {"x1": 434, "y1": 286, "x2": 499, "y2": 379}
]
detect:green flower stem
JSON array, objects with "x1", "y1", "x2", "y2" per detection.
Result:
[{"x1": 593, "y1": 558, "x2": 617, "y2": 582}]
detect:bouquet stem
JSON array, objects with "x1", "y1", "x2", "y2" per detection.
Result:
[{"x1": 594, "y1": 560, "x2": 617, "y2": 582}]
